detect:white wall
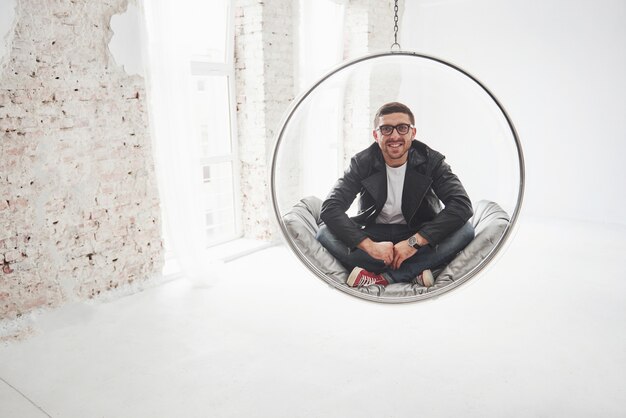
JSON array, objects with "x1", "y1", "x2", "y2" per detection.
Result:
[
  {"x1": 109, "y1": 2, "x2": 145, "y2": 77},
  {"x1": 395, "y1": 56, "x2": 522, "y2": 217},
  {"x1": 401, "y1": 0, "x2": 626, "y2": 225},
  {"x1": 0, "y1": 0, "x2": 16, "y2": 69}
]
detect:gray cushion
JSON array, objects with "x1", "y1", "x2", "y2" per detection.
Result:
[
  {"x1": 282, "y1": 198, "x2": 349, "y2": 282},
  {"x1": 282, "y1": 196, "x2": 510, "y2": 296}
]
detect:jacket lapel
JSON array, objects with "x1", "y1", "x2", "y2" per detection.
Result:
[
  {"x1": 361, "y1": 149, "x2": 387, "y2": 213},
  {"x1": 402, "y1": 146, "x2": 432, "y2": 224}
]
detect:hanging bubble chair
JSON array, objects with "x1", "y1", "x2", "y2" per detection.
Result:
[{"x1": 270, "y1": 17, "x2": 524, "y2": 304}]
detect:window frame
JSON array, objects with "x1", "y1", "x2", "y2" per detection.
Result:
[{"x1": 189, "y1": 1, "x2": 242, "y2": 247}]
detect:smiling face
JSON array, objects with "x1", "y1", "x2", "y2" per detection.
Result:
[{"x1": 372, "y1": 112, "x2": 416, "y2": 167}]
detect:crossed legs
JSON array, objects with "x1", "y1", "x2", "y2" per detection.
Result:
[{"x1": 316, "y1": 222, "x2": 475, "y2": 284}]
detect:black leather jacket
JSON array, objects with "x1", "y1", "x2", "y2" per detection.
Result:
[{"x1": 320, "y1": 140, "x2": 473, "y2": 248}]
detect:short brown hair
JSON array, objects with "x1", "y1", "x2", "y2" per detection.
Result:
[{"x1": 373, "y1": 102, "x2": 415, "y2": 128}]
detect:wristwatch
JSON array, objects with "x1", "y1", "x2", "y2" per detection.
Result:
[{"x1": 407, "y1": 235, "x2": 421, "y2": 250}]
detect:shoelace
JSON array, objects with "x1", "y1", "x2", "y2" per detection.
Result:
[{"x1": 358, "y1": 275, "x2": 380, "y2": 287}]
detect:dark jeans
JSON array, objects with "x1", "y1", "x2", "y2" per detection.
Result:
[{"x1": 316, "y1": 222, "x2": 475, "y2": 283}]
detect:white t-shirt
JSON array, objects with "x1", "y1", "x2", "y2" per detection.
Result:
[{"x1": 375, "y1": 162, "x2": 407, "y2": 224}]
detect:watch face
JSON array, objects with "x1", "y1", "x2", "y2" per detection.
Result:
[{"x1": 408, "y1": 236, "x2": 417, "y2": 247}]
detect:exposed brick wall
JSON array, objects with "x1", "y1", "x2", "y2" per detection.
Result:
[
  {"x1": 235, "y1": 0, "x2": 295, "y2": 241},
  {"x1": 0, "y1": 0, "x2": 163, "y2": 323},
  {"x1": 234, "y1": 0, "x2": 402, "y2": 240}
]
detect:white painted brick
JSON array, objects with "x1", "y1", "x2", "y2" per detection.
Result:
[
  {"x1": 232, "y1": 0, "x2": 403, "y2": 242},
  {"x1": 0, "y1": 0, "x2": 163, "y2": 323},
  {"x1": 234, "y1": 0, "x2": 295, "y2": 241}
]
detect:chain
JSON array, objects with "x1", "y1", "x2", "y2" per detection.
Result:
[{"x1": 391, "y1": 0, "x2": 401, "y2": 51}]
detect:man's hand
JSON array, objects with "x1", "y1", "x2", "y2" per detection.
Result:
[
  {"x1": 358, "y1": 238, "x2": 394, "y2": 266},
  {"x1": 391, "y1": 240, "x2": 417, "y2": 269}
]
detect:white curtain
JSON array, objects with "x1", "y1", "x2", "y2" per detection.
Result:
[{"x1": 142, "y1": 1, "x2": 216, "y2": 279}]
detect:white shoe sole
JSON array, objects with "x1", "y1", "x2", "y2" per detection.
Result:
[
  {"x1": 418, "y1": 269, "x2": 434, "y2": 287},
  {"x1": 347, "y1": 267, "x2": 364, "y2": 287}
]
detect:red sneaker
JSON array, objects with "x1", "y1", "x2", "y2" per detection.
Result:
[
  {"x1": 415, "y1": 269, "x2": 434, "y2": 287},
  {"x1": 347, "y1": 267, "x2": 389, "y2": 287}
]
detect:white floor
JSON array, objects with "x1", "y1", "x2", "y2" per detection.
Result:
[{"x1": 1, "y1": 216, "x2": 626, "y2": 418}]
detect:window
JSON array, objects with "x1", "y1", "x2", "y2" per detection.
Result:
[
  {"x1": 144, "y1": 0, "x2": 240, "y2": 253},
  {"x1": 190, "y1": 72, "x2": 240, "y2": 245},
  {"x1": 188, "y1": 1, "x2": 240, "y2": 247}
]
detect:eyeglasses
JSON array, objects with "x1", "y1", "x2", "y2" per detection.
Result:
[{"x1": 376, "y1": 123, "x2": 414, "y2": 136}]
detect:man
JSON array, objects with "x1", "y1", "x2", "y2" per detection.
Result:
[{"x1": 316, "y1": 102, "x2": 475, "y2": 288}]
